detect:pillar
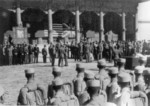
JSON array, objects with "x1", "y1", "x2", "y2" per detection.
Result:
[
  {"x1": 48, "y1": 9, "x2": 53, "y2": 43},
  {"x1": 16, "y1": 7, "x2": 22, "y2": 26},
  {"x1": 75, "y1": 10, "x2": 80, "y2": 44},
  {"x1": 99, "y1": 11, "x2": 104, "y2": 42},
  {"x1": 122, "y1": 12, "x2": 126, "y2": 41},
  {"x1": 135, "y1": 13, "x2": 138, "y2": 41}
]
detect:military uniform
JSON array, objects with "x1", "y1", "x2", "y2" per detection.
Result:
[
  {"x1": 106, "y1": 67, "x2": 120, "y2": 103},
  {"x1": 17, "y1": 68, "x2": 47, "y2": 105},
  {"x1": 42, "y1": 45, "x2": 47, "y2": 63},
  {"x1": 83, "y1": 80, "x2": 106, "y2": 106},
  {"x1": 95, "y1": 59, "x2": 110, "y2": 91},
  {"x1": 49, "y1": 78, "x2": 79, "y2": 106}
]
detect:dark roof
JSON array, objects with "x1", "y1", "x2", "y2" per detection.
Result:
[{"x1": 0, "y1": 0, "x2": 149, "y2": 12}]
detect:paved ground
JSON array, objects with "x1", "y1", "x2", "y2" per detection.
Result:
[{"x1": 0, "y1": 58, "x2": 105, "y2": 105}]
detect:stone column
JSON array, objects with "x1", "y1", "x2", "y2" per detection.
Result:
[
  {"x1": 135, "y1": 13, "x2": 138, "y2": 41},
  {"x1": 48, "y1": 9, "x2": 53, "y2": 43},
  {"x1": 75, "y1": 10, "x2": 80, "y2": 44},
  {"x1": 122, "y1": 12, "x2": 126, "y2": 41},
  {"x1": 99, "y1": 11, "x2": 104, "y2": 42},
  {"x1": 16, "y1": 7, "x2": 22, "y2": 26}
]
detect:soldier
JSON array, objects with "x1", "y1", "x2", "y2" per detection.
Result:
[
  {"x1": 106, "y1": 67, "x2": 120, "y2": 103},
  {"x1": 64, "y1": 44, "x2": 69, "y2": 66},
  {"x1": 73, "y1": 64, "x2": 86, "y2": 97},
  {"x1": 42, "y1": 45, "x2": 47, "y2": 63},
  {"x1": 58, "y1": 45, "x2": 65, "y2": 67},
  {"x1": 97, "y1": 42, "x2": 103, "y2": 60},
  {"x1": 79, "y1": 42, "x2": 83, "y2": 61},
  {"x1": 17, "y1": 68, "x2": 47, "y2": 105},
  {"x1": 20, "y1": 44, "x2": 25, "y2": 64},
  {"x1": 12, "y1": 45, "x2": 18, "y2": 65},
  {"x1": 114, "y1": 72, "x2": 148, "y2": 106},
  {"x1": 51, "y1": 44, "x2": 56, "y2": 66},
  {"x1": 95, "y1": 59, "x2": 110, "y2": 91},
  {"x1": 28, "y1": 44, "x2": 34, "y2": 63},
  {"x1": 48, "y1": 43, "x2": 53, "y2": 63},
  {"x1": 48, "y1": 78, "x2": 79, "y2": 106},
  {"x1": 143, "y1": 69, "x2": 150, "y2": 106},
  {"x1": 34, "y1": 44, "x2": 39, "y2": 63},
  {"x1": 8, "y1": 45, "x2": 13, "y2": 65},
  {"x1": 24, "y1": 44, "x2": 29, "y2": 64},
  {"x1": 83, "y1": 80, "x2": 106, "y2": 106},
  {"x1": 48, "y1": 67, "x2": 62, "y2": 99},
  {"x1": 134, "y1": 66, "x2": 146, "y2": 91}
]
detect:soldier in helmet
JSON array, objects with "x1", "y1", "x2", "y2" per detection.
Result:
[
  {"x1": 83, "y1": 80, "x2": 106, "y2": 106},
  {"x1": 17, "y1": 68, "x2": 47, "y2": 105},
  {"x1": 95, "y1": 59, "x2": 110, "y2": 91},
  {"x1": 48, "y1": 78, "x2": 79, "y2": 106},
  {"x1": 106, "y1": 67, "x2": 120, "y2": 103}
]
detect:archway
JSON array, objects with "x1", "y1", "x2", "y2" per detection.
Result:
[
  {"x1": 80, "y1": 11, "x2": 99, "y2": 37},
  {"x1": 53, "y1": 10, "x2": 75, "y2": 26},
  {"x1": 22, "y1": 8, "x2": 47, "y2": 43},
  {"x1": 104, "y1": 12, "x2": 122, "y2": 40}
]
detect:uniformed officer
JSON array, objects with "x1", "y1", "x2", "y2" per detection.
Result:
[
  {"x1": 42, "y1": 45, "x2": 47, "y2": 63},
  {"x1": 106, "y1": 67, "x2": 120, "y2": 103},
  {"x1": 83, "y1": 80, "x2": 106, "y2": 106},
  {"x1": 48, "y1": 78, "x2": 79, "y2": 106},
  {"x1": 17, "y1": 68, "x2": 47, "y2": 105},
  {"x1": 114, "y1": 72, "x2": 148, "y2": 106},
  {"x1": 134, "y1": 66, "x2": 146, "y2": 91},
  {"x1": 95, "y1": 59, "x2": 110, "y2": 90}
]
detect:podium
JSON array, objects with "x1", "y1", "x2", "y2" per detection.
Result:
[{"x1": 123, "y1": 56, "x2": 140, "y2": 70}]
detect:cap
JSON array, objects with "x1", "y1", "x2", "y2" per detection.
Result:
[
  {"x1": 143, "y1": 68, "x2": 150, "y2": 75},
  {"x1": 108, "y1": 67, "x2": 118, "y2": 74},
  {"x1": 87, "y1": 80, "x2": 100, "y2": 87},
  {"x1": 53, "y1": 67, "x2": 61, "y2": 73},
  {"x1": 118, "y1": 58, "x2": 126, "y2": 64},
  {"x1": 0, "y1": 86, "x2": 4, "y2": 97},
  {"x1": 134, "y1": 66, "x2": 144, "y2": 74},
  {"x1": 118, "y1": 73, "x2": 131, "y2": 83},
  {"x1": 52, "y1": 78, "x2": 64, "y2": 86},
  {"x1": 85, "y1": 71, "x2": 95, "y2": 79},
  {"x1": 25, "y1": 68, "x2": 35, "y2": 74},
  {"x1": 97, "y1": 59, "x2": 106, "y2": 67}
]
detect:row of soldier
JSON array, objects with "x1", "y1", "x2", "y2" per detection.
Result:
[{"x1": 0, "y1": 56, "x2": 149, "y2": 105}]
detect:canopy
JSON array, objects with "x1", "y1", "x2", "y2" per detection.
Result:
[{"x1": 0, "y1": 0, "x2": 149, "y2": 13}]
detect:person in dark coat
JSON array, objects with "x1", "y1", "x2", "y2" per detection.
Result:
[
  {"x1": 78, "y1": 42, "x2": 83, "y2": 61},
  {"x1": 34, "y1": 44, "x2": 39, "y2": 63},
  {"x1": 51, "y1": 44, "x2": 56, "y2": 66},
  {"x1": 97, "y1": 42, "x2": 103, "y2": 60},
  {"x1": 42, "y1": 45, "x2": 47, "y2": 63},
  {"x1": 64, "y1": 44, "x2": 69, "y2": 66},
  {"x1": 13, "y1": 45, "x2": 18, "y2": 65}
]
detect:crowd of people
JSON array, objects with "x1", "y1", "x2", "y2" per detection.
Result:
[
  {"x1": 0, "y1": 56, "x2": 149, "y2": 106},
  {"x1": 0, "y1": 40, "x2": 150, "y2": 67}
]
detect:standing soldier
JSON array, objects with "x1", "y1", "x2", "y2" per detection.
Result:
[
  {"x1": 12, "y1": 45, "x2": 18, "y2": 65},
  {"x1": 34, "y1": 44, "x2": 39, "y2": 63},
  {"x1": 79, "y1": 42, "x2": 83, "y2": 61},
  {"x1": 64, "y1": 44, "x2": 68, "y2": 66},
  {"x1": 58, "y1": 45, "x2": 65, "y2": 67},
  {"x1": 95, "y1": 59, "x2": 110, "y2": 91},
  {"x1": 8, "y1": 45, "x2": 13, "y2": 65},
  {"x1": 42, "y1": 45, "x2": 47, "y2": 63},
  {"x1": 24, "y1": 44, "x2": 29, "y2": 64},
  {"x1": 28, "y1": 44, "x2": 33, "y2": 63},
  {"x1": 48, "y1": 43, "x2": 53, "y2": 63},
  {"x1": 97, "y1": 41, "x2": 103, "y2": 60},
  {"x1": 17, "y1": 68, "x2": 47, "y2": 105}
]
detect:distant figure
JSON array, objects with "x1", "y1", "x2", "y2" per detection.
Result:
[
  {"x1": 34, "y1": 44, "x2": 39, "y2": 63},
  {"x1": 42, "y1": 45, "x2": 47, "y2": 63}
]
